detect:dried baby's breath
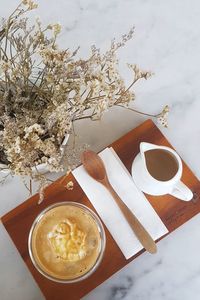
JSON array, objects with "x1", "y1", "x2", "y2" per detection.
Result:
[
  {"x1": 0, "y1": 1, "x2": 168, "y2": 201},
  {"x1": 157, "y1": 105, "x2": 169, "y2": 128}
]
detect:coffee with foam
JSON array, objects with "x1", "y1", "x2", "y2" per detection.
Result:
[{"x1": 30, "y1": 204, "x2": 102, "y2": 281}]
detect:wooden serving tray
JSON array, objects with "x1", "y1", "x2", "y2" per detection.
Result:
[{"x1": 1, "y1": 119, "x2": 200, "y2": 300}]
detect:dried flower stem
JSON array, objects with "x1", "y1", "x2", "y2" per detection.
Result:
[{"x1": 116, "y1": 104, "x2": 159, "y2": 118}]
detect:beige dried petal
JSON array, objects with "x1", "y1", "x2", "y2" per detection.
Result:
[{"x1": 65, "y1": 181, "x2": 74, "y2": 190}]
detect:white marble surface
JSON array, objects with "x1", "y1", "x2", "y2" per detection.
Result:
[{"x1": 1, "y1": 0, "x2": 200, "y2": 299}]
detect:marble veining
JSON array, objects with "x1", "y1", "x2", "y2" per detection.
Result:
[
  {"x1": 1, "y1": 0, "x2": 200, "y2": 299},
  {"x1": 109, "y1": 276, "x2": 134, "y2": 300}
]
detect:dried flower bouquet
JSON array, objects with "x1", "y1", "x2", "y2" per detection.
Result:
[{"x1": 0, "y1": 0, "x2": 168, "y2": 198}]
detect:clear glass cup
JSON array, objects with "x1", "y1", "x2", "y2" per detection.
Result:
[{"x1": 28, "y1": 201, "x2": 106, "y2": 283}]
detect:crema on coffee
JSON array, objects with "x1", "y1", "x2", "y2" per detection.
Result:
[{"x1": 30, "y1": 204, "x2": 102, "y2": 280}]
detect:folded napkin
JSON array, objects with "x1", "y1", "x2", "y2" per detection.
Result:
[{"x1": 73, "y1": 147, "x2": 168, "y2": 259}]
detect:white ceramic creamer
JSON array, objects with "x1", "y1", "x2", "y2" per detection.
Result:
[{"x1": 131, "y1": 142, "x2": 193, "y2": 201}]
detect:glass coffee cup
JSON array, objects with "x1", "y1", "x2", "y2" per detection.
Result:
[{"x1": 28, "y1": 202, "x2": 106, "y2": 283}]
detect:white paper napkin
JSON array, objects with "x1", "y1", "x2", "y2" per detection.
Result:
[{"x1": 73, "y1": 147, "x2": 168, "y2": 259}]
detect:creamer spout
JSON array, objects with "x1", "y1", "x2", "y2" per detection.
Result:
[{"x1": 140, "y1": 142, "x2": 158, "y2": 154}]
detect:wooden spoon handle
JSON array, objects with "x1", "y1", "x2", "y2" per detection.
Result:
[{"x1": 105, "y1": 180, "x2": 157, "y2": 254}]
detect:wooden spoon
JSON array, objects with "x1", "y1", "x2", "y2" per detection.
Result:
[{"x1": 81, "y1": 150, "x2": 157, "y2": 254}]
